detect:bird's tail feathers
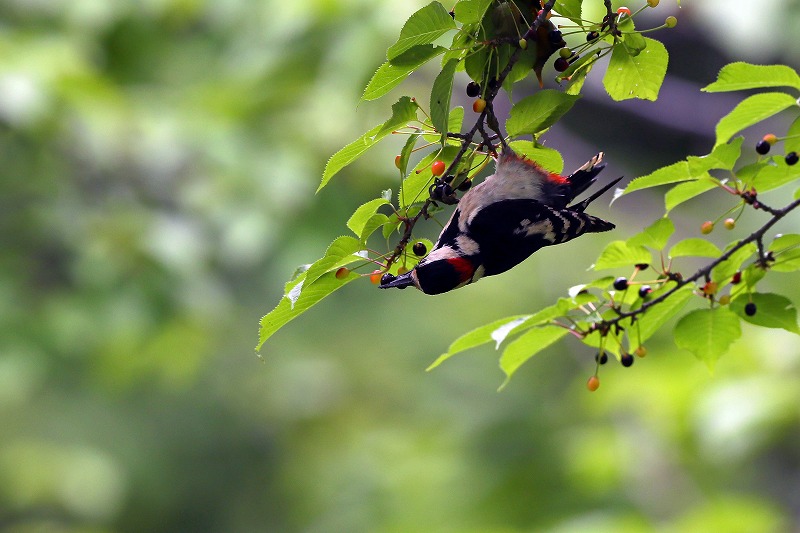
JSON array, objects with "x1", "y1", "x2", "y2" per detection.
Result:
[{"x1": 566, "y1": 152, "x2": 605, "y2": 199}]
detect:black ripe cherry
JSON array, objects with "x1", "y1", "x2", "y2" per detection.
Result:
[
  {"x1": 586, "y1": 31, "x2": 600, "y2": 41},
  {"x1": 638, "y1": 285, "x2": 652, "y2": 298},
  {"x1": 487, "y1": 77, "x2": 499, "y2": 90},
  {"x1": 786, "y1": 152, "x2": 799, "y2": 166},
  {"x1": 595, "y1": 352, "x2": 608, "y2": 365},
  {"x1": 613, "y1": 277, "x2": 629, "y2": 290},
  {"x1": 636, "y1": 263, "x2": 650, "y2": 270},
  {"x1": 745, "y1": 302, "x2": 757, "y2": 316},
  {"x1": 755, "y1": 140, "x2": 771, "y2": 155},
  {"x1": 620, "y1": 353, "x2": 634, "y2": 367},
  {"x1": 412, "y1": 242, "x2": 427, "y2": 256},
  {"x1": 554, "y1": 57, "x2": 569, "y2": 72},
  {"x1": 466, "y1": 81, "x2": 481, "y2": 97},
  {"x1": 457, "y1": 178, "x2": 472, "y2": 191},
  {"x1": 548, "y1": 29, "x2": 563, "y2": 43}
]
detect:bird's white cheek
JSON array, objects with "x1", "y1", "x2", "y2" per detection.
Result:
[{"x1": 455, "y1": 235, "x2": 480, "y2": 256}]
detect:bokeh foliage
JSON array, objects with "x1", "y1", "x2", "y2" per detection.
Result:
[{"x1": 2, "y1": 1, "x2": 800, "y2": 532}]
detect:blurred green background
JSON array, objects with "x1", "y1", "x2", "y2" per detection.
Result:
[{"x1": 3, "y1": 1, "x2": 800, "y2": 532}]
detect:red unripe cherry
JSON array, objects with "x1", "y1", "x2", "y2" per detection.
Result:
[
  {"x1": 335, "y1": 267, "x2": 350, "y2": 279},
  {"x1": 431, "y1": 160, "x2": 446, "y2": 176},
  {"x1": 369, "y1": 270, "x2": 383, "y2": 284},
  {"x1": 586, "y1": 375, "x2": 600, "y2": 392},
  {"x1": 472, "y1": 98, "x2": 486, "y2": 113}
]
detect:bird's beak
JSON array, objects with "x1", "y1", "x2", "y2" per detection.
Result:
[{"x1": 379, "y1": 270, "x2": 416, "y2": 290}]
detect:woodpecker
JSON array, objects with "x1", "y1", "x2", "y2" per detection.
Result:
[{"x1": 380, "y1": 149, "x2": 621, "y2": 295}]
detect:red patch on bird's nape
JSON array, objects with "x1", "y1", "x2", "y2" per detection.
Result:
[
  {"x1": 506, "y1": 151, "x2": 568, "y2": 183},
  {"x1": 446, "y1": 256, "x2": 475, "y2": 283}
]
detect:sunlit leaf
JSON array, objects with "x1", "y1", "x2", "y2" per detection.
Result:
[
  {"x1": 668, "y1": 238, "x2": 722, "y2": 258},
  {"x1": 320, "y1": 97, "x2": 419, "y2": 191},
  {"x1": 730, "y1": 293, "x2": 799, "y2": 334},
  {"x1": 427, "y1": 314, "x2": 531, "y2": 370},
  {"x1": 634, "y1": 284, "x2": 694, "y2": 344},
  {"x1": 554, "y1": 0, "x2": 582, "y2": 23},
  {"x1": 257, "y1": 272, "x2": 359, "y2": 352},
  {"x1": 506, "y1": 90, "x2": 581, "y2": 137},
  {"x1": 362, "y1": 45, "x2": 446, "y2": 101},
  {"x1": 674, "y1": 307, "x2": 741, "y2": 371},
  {"x1": 664, "y1": 176, "x2": 718, "y2": 212},
  {"x1": 622, "y1": 160, "x2": 692, "y2": 195},
  {"x1": 714, "y1": 92, "x2": 797, "y2": 147},
  {"x1": 687, "y1": 137, "x2": 743, "y2": 174},
  {"x1": 508, "y1": 140, "x2": 564, "y2": 174},
  {"x1": 430, "y1": 58, "x2": 458, "y2": 145},
  {"x1": 711, "y1": 243, "x2": 757, "y2": 283},
  {"x1": 702, "y1": 62, "x2": 800, "y2": 93},
  {"x1": 627, "y1": 217, "x2": 674, "y2": 250},
  {"x1": 594, "y1": 241, "x2": 652, "y2": 270},
  {"x1": 453, "y1": 0, "x2": 493, "y2": 24},
  {"x1": 786, "y1": 115, "x2": 800, "y2": 155},
  {"x1": 347, "y1": 199, "x2": 391, "y2": 241},
  {"x1": 499, "y1": 326, "x2": 569, "y2": 388},
  {"x1": 387, "y1": 2, "x2": 457, "y2": 60},
  {"x1": 603, "y1": 37, "x2": 668, "y2": 101}
]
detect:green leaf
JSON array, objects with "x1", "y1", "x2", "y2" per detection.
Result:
[
  {"x1": 770, "y1": 233, "x2": 800, "y2": 252},
  {"x1": 506, "y1": 90, "x2": 581, "y2": 137},
  {"x1": 257, "y1": 272, "x2": 358, "y2": 352},
  {"x1": 687, "y1": 137, "x2": 743, "y2": 174},
  {"x1": 320, "y1": 96, "x2": 419, "y2": 191},
  {"x1": 730, "y1": 293, "x2": 800, "y2": 334},
  {"x1": 622, "y1": 161, "x2": 692, "y2": 195},
  {"x1": 617, "y1": 16, "x2": 646, "y2": 55},
  {"x1": 702, "y1": 62, "x2": 800, "y2": 93},
  {"x1": 508, "y1": 140, "x2": 564, "y2": 174},
  {"x1": 669, "y1": 238, "x2": 722, "y2": 258},
  {"x1": 634, "y1": 285, "x2": 694, "y2": 345},
  {"x1": 603, "y1": 37, "x2": 668, "y2": 101},
  {"x1": 594, "y1": 241, "x2": 652, "y2": 270},
  {"x1": 397, "y1": 132, "x2": 421, "y2": 176},
  {"x1": 664, "y1": 176, "x2": 718, "y2": 212},
  {"x1": 714, "y1": 92, "x2": 798, "y2": 147},
  {"x1": 427, "y1": 315, "x2": 531, "y2": 370},
  {"x1": 786, "y1": 115, "x2": 800, "y2": 155},
  {"x1": 347, "y1": 199, "x2": 391, "y2": 241},
  {"x1": 627, "y1": 217, "x2": 674, "y2": 250},
  {"x1": 387, "y1": 2, "x2": 457, "y2": 61},
  {"x1": 770, "y1": 248, "x2": 800, "y2": 272},
  {"x1": 430, "y1": 58, "x2": 458, "y2": 145},
  {"x1": 499, "y1": 326, "x2": 569, "y2": 388},
  {"x1": 362, "y1": 45, "x2": 446, "y2": 101},
  {"x1": 448, "y1": 106, "x2": 464, "y2": 135},
  {"x1": 304, "y1": 236, "x2": 365, "y2": 286},
  {"x1": 711, "y1": 243, "x2": 757, "y2": 283},
  {"x1": 564, "y1": 53, "x2": 599, "y2": 95},
  {"x1": 674, "y1": 307, "x2": 741, "y2": 371},
  {"x1": 453, "y1": 0, "x2": 493, "y2": 24},
  {"x1": 743, "y1": 157, "x2": 800, "y2": 192},
  {"x1": 554, "y1": 0, "x2": 582, "y2": 23}
]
